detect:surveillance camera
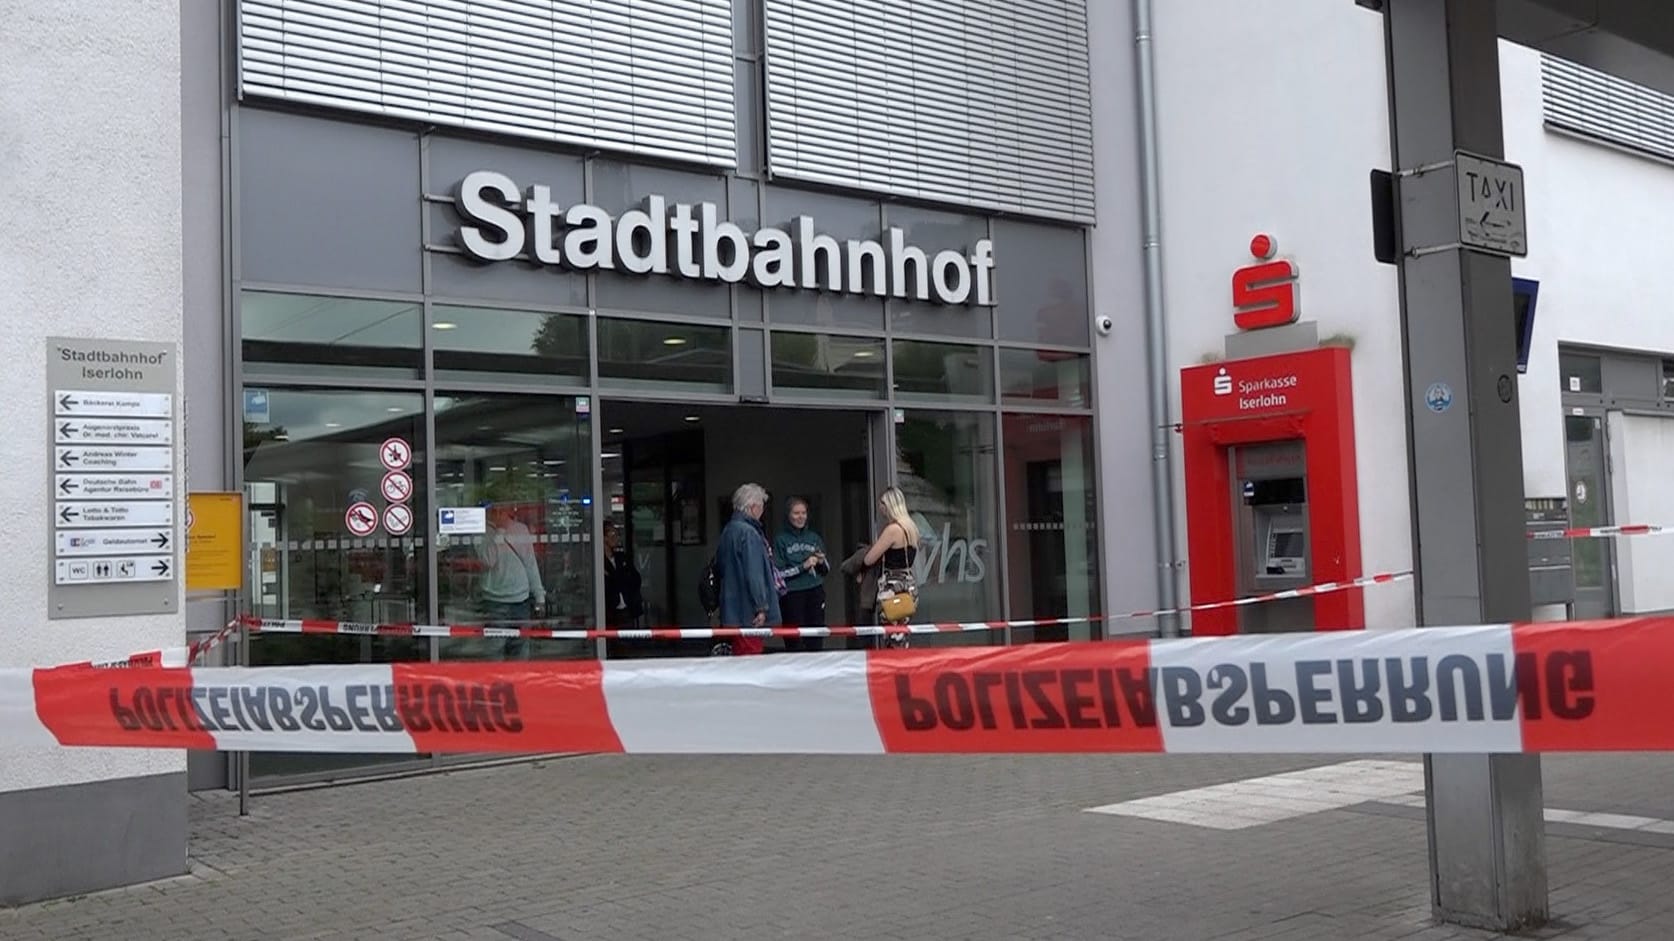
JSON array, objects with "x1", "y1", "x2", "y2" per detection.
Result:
[{"x1": 1096, "y1": 315, "x2": 1114, "y2": 336}]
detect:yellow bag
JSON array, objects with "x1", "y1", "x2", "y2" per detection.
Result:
[
  {"x1": 878, "y1": 591, "x2": 917, "y2": 624},
  {"x1": 876, "y1": 568, "x2": 918, "y2": 624}
]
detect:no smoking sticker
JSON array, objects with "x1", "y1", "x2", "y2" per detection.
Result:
[
  {"x1": 380, "y1": 437, "x2": 412, "y2": 471},
  {"x1": 382, "y1": 470, "x2": 413, "y2": 504},
  {"x1": 383, "y1": 503, "x2": 413, "y2": 536},
  {"x1": 345, "y1": 501, "x2": 378, "y2": 537}
]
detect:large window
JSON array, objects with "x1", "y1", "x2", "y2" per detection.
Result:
[
  {"x1": 895, "y1": 411, "x2": 1001, "y2": 634},
  {"x1": 1003, "y1": 414, "x2": 1097, "y2": 640},
  {"x1": 433, "y1": 393, "x2": 594, "y2": 661},
  {"x1": 242, "y1": 387, "x2": 429, "y2": 778},
  {"x1": 432, "y1": 305, "x2": 588, "y2": 385},
  {"x1": 242, "y1": 291, "x2": 422, "y2": 379},
  {"x1": 771, "y1": 332, "x2": 887, "y2": 399},
  {"x1": 598, "y1": 317, "x2": 732, "y2": 394},
  {"x1": 892, "y1": 339, "x2": 994, "y2": 403},
  {"x1": 999, "y1": 349, "x2": 1091, "y2": 409}
]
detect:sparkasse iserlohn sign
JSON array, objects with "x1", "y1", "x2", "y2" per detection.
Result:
[{"x1": 452, "y1": 170, "x2": 997, "y2": 307}]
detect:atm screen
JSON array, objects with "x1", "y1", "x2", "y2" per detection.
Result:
[{"x1": 1270, "y1": 530, "x2": 1305, "y2": 561}]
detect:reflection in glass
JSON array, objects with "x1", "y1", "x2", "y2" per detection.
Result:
[
  {"x1": 432, "y1": 305, "x2": 587, "y2": 384},
  {"x1": 894, "y1": 411, "x2": 1001, "y2": 638},
  {"x1": 433, "y1": 394, "x2": 593, "y2": 662},
  {"x1": 1002, "y1": 414, "x2": 1098, "y2": 641},
  {"x1": 241, "y1": 291, "x2": 422, "y2": 377},
  {"x1": 763, "y1": 186, "x2": 887, "y2": 330},
  {"x1": 893, "y1": 339, "x2": 994, "y2": 403},
  {"x1": 593, "y1": 159, "x2": 732, "y2": 319},
  {"x1": 886, "y1": 205, "x2": 993, "y2": 340},
  {"x1": 1559, "y1": 352, "x2": 1603, "y2": 394},
  {"x1": 770, "y1": 332, "x2": 887, "y2": 399},
  {"x1": 999, "y1": 349, "x2": 1091, "y2": 408},
  {"x1": 598, "y1": 317, "x2": 732, "y2": 393},
  {"x1": 992, "y1": 221, "x2": 1091, "y2": 346},
  {"x1": 242, "y1": 388, "x2": 429, "y2": 780}
]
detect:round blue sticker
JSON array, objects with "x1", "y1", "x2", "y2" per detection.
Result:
[{"x1": 1425, "y1": 382, "x2": 1454, "y2": 413}]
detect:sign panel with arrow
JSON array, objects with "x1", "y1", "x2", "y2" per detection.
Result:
[
  {"x1": 47, "y1": 336, "x2": 179, "y2": 618},
  {"x1": 54, "y1": 554, "x2": 173, "y2": 585},
  {"x1": 53, "y1": 390, "x2": 173, "y2": 418},
  {"x1": 55, "y1": 528, "x2": 171, "y2": 556}
]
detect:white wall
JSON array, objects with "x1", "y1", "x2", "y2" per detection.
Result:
[
  {"x1": 0, "y1": 2, "x2": 186, "y2": 791},
  {"x1": 1147, "y1": 0, "x2": 1416, "y2": 629},
  {"x1": 1500, "y1": 43, "x2": 1674, "y2": 499},
  {"x1": 1129, "y1": 6, "x2": 1674, "y2": 629}
]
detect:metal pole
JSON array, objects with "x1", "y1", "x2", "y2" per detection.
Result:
[
  {"x1": 237, "y1": 615, "x2": 250, "y2": 817},
  {"x1": 1132, "y1": 0, "x2": 1182, "y2": 638},
  {"x1": 1379, "y1": 0, "x2": 1545, "y2": 928}
]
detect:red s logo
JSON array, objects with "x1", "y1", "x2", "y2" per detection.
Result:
[{"x1": 1231, "y1": 233, "x2": 1299, "y2": 330}]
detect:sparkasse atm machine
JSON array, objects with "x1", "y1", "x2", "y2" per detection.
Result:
[
  {"x1": 1179, "y1": 345, "x2": 1363, "y2": 636},
  {"x1": 1230, "y1": 440, "x2": 1311, "y2": 633}
]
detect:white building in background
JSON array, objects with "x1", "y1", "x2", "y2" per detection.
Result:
[{"x1": 1116, "y1": 0, "x2": 1674, "y2": 629}]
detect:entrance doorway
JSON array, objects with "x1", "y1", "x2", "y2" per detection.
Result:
[
  {"x1": 599, "y1": 401, "x2": 882, "y2": 654},
  {"x1": 1563, "y1": 412, "x2": 1615, "y2": 618}
]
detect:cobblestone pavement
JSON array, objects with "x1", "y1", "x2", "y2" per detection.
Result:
[{"x1": 5, "y1": 752, "x2": 1674, "y2": 940}]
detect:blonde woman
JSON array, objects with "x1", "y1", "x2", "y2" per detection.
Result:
[{"x1": 842, "y1": 486, "x2": 921, "y2": 647}]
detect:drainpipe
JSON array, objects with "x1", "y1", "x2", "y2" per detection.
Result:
[{"x1": 1133, "y1": 0, "x2": 1182, "y2": 637}]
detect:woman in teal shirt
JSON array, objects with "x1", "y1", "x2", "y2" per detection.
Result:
[{"x1": 773, "y1": 496, "x2": 829, "y2": 652}]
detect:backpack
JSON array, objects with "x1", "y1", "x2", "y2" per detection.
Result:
[{"x1": 697, "y1": 551, "x2": 721, "y2": 615}]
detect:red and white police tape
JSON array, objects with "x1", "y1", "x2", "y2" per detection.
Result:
[
  {"x1": 54, "y1": 621, "x2": 239, "y2": 672},
  {"x1": 1528, "y1": 523, "x2": 1668, "y2": 540},
  {"x1": 1, "y1": 616, "x2": 1663, "y2": 756},
  {"x1": 226, "y1": 571, "x2": 1416, "y2": 645}
]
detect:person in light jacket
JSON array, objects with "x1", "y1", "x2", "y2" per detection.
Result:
[
  {"x1": 716, "y1": 482, "x2": 782, "y2": 655},
  {"x1": 477, "y1": 501, "x2": 544, "y2": 658},
  {"x1": 773, "y1": 496, "x2": 830, "y2": 652}
]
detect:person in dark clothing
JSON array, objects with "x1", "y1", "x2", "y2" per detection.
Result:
[
  {"x1": 601, "y1": 519, "x2": 643, "y2": 628},
  {"x1": 716, "y1": 482, "x2": 782, "y2": 655},
  {"x1": 857, "y1": 486, "x2": 920, "y2": 648},
  {"x1": 773, "y1": 496, "x2": 830, "y2": 652}
]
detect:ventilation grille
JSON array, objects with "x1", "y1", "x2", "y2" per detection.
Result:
[
  {"x1": 1542, "y1": 54, "x2": 1674, "y2": 164},
  {"x1": 763, "y1": 0, "x2": 1094, "y2": 223},
  {"x1": 238, "y1": 0, "x2": 737, "y2": 167}
]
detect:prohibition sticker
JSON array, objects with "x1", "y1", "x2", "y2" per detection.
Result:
[
  {"x1": 383, "y1": 503, "x2": 413, "y2": 536},
  {"x1": 382, "y1": 470, "x2": 413, "y2": 504},
  {"x1": 379, "y1": 437, "x2": 412, "y2": 471},
  {"x1": 345, "y1": 501, "x2": 379, "y2": 537}
]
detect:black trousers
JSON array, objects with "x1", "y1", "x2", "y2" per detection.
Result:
[{"x1": 780, "y1": 585, "x2": 826, "y2": 652}]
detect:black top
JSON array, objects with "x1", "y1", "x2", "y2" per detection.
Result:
[{"x1": 882, "y1": 544, "x2": 916, "y2": 572}]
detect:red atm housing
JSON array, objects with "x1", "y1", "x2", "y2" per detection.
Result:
[{"x1": 1179, "y1": 346, "x2": 1364, "y2": 636}]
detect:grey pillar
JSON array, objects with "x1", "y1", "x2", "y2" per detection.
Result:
[{"x1": 1381, "y1": 0, "x2": 1547, "y2": 931}]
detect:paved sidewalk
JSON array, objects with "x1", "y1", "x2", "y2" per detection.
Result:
[{"x1": 5, "y1": 752, "x2": 1674, "y2": 939}]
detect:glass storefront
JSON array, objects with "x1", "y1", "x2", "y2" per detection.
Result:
[
  {"x1": 433, "y1": 393, "x2": 594, "y2": 660},
  {"x1": 243, "y1": 388, "x2": 430, "y2": 778},
  {"x1": 896, "y1": 411, "x2": 1002, "y2": 639},
  {"x1": 230, "y1": 107, "x2": 1102, "y2": 784},
  {"x1": 1002, "y1": 414, "x2": 1098, "y2": 641}
]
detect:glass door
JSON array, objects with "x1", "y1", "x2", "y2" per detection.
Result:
[{"x1": 1564, "y1": 412, "x2": 1616, "y2": 618}]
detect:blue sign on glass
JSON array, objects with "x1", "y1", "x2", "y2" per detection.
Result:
[{"x1": 243, "y1": 388, "x2": 271, "y2": 423}]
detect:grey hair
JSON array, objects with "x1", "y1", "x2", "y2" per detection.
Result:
[{"x1": 732, "y1": 482, "x2": 768, "y2": 512}]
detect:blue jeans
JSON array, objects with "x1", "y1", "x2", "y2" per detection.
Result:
[{"x1": 482, "y1": 599, "x2": 533, "y2": 659}]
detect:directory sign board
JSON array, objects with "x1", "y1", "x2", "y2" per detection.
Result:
[{"x1": 47, "y1": 338, "x2": 179, "y2": 619}]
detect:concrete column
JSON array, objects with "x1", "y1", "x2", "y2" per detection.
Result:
[
  {"x1": 0, "y1": 1, "x2": 188, "y2": 905},
  {"x1": 1382, "y1": 0, "x2": 1547, "y2": 930}
]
